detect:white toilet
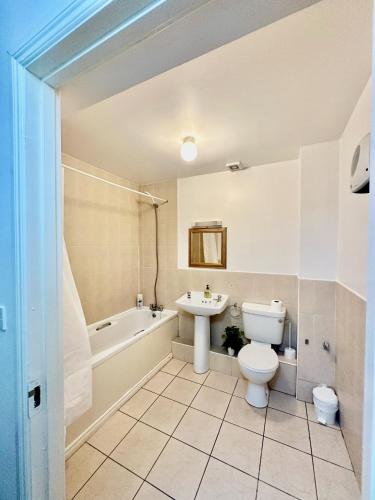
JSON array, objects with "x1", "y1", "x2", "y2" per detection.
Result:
[{"x1": 238, "y1": 302, "x2": 286, "y2": 408}]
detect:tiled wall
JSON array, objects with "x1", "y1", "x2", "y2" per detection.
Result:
[
  {"x1": 139, "y1": 179, "x2": 298, "y2": 350},
  {"x1": 296, "y1": 279, "x2": 366, "y2": 484},
  {"x1": 139, "y1": 180, "x2": 178, "y2": 308},
  {"x1": 177, "y1": 270, "x2": 298, "y2": 351},
  {"x1": 335, "y1": 283, "x2": 366, "y2": 481},
  {"x1": 63, "y1": 154, "x2": 140, "y2": 324},
  {"x1": 296, "y1": 280, "x2": 336, "y2": 401}
]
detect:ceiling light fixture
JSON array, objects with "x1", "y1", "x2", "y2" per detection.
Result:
[{"x1": 180, "y1": 136, "x2": 197, "y2": 162}]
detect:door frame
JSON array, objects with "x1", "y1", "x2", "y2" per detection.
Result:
[
  {"x1": 10, "y1": 2, "x2": 173, "y2": 497},
  {"x1": 11, "y1": 1, "x2": 222, "y2": 497}
]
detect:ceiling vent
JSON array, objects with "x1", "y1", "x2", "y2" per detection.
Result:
[{"x1": 226, "y1": 161, "x2": 249, "y2": 172}]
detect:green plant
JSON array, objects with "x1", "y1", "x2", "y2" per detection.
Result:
[{"x1": 222, "y1": 325, "x2": 245, "y2": 355}]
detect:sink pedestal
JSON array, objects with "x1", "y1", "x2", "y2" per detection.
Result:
[
  {"x1": 194, "y1": 315, "x2": 210, "y2": 373},
  {"x1": 175, "y1": 291, "x2": 229, "y2": 375}
]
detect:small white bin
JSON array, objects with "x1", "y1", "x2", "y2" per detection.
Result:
[{"x1": 313, "y1": 385, "x2": 338, "y2": 426}]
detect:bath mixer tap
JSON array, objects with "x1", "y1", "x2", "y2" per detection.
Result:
[{"x1": 149, "y1": 304, "x2": 164, "y2": 317}]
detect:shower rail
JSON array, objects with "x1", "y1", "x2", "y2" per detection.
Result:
[{"x1": 61, "y1": 163, "x2": 168, "y2": 205}]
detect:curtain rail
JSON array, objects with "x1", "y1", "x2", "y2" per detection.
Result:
[{"x1": 61, "y1": 164, "x2": 168, "y2": 205}]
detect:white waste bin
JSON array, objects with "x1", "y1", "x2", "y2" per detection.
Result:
[{"x1": 312, "y1": 385, "x2": 338, "y2": 426}]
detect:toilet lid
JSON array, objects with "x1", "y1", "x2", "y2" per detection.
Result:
[{"x1": 238, "y1": 344, "x2": 279, "y2": 373}]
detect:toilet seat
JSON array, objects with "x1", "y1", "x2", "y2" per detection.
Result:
[{"x1": 238, "y1": 344, "x2": 279, "y2": 373}]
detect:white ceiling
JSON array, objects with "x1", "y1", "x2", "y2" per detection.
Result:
[{"x1": 62, "y1": 0, "x2": 372, "y2": 185}]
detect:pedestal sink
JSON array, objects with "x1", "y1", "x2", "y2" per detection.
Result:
[{"x1": 176, "y1": 291, "x2": 229, "y2": 374}]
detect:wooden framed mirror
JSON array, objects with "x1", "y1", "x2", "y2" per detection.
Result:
[{"x1": 189, "y1": 227, "x2": 227, "y2": 269}]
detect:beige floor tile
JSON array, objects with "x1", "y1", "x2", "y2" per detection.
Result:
[
  {"x1": 212, "y1": 421, "x2": 262, "y2": 477},
  {"x1": 265, "y1": 408, "x2": 310, "y2": 453},
  {"x1": 161, "y1": 358, "x2": 186, "y2": 375},
  {"x1": 260, "y1": 438, "x2": 316, "y2": 500},
  {"x1": 65, "y1": 444, "x2": 106, "y2": 500},
  {"x1": 120, "y1": 389, "x2": 158, "y2": 419},
  {"x1": 173, "y1": 408, "x2": 221, "y2": 453},
  {"x1": 140, "y1": 396, "x2": 187, "y2": 434},
  {"x1": 110, "y1": 422, "x2": 168, "y2": 478},
  {"x1": 204, "y1": 370, "x2": 237, "y2": 394},
  {"x1": 309, "y1": 422, "x2": 352, "y2": 469},
  {"x1": 234, "y1": 378, "x2": 247, "y2": 398},
  {"x1": 196, "y1": 457, "x2": 257, "y2": 500},
  {"x1": 178, "y1": 363, "x2": 210, "y2": 384},
  {"x1": 134, "y1": 482, "x2": 170, "y2": 499},
  {"x1": 257, "y1": 481, "x2": 294, "y2": 499},
  {"x1": 162, "y1": 377, "x2": 200, "y2": 405},
  {"x1": 88, "y1": 411, "x2": 136, "y2": 455},
  {"x1": 191, "y1": 386, "x2": 231, "y2": 418},
  {"x1": 225, "y1": 396, "x2": 266, "y2": 434},
  {"x1": 144, "y1": 371, "x2": 174, "y2": 394},
  {"x1": 314, "y1": 457, "x2": 360, "y2": 500},
  {"x1": 306, "y1": 402, "x2": 340, "y2": 429},
  {"x1": 148, "y1": 438, "x2": 209, "y2": 500},
  {"x1": 269, "y1": 390, "x2": 307, "y2": 419},
  {"x1": 75, "y1": 459, "x2": 142, "y2": 499}
]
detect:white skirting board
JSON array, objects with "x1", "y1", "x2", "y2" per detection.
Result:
[{"x1": 65, "y1": 353, "x2": 172, "y2": 459}]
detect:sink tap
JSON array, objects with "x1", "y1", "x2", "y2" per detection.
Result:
[
  {"x1": 216, "y1": 294, "x2": 222, "y2": 302},
  {"x1": 187, "y1": 291, "x2": 191, "y2": 299}
]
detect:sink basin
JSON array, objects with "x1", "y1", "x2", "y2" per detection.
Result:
[
  {"x1": 176, "y1": 291, "x2": 229, "y2": 374},
  {"x1": 176, "y1": 291, "x2": 229, "y2": 316}
]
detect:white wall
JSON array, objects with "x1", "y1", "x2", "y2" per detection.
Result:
[
  {"x1": 338, "y1": 79, "x2": 371, "y2": 298},
  {"x1": 299, "y1": 141, "x2": 339, "y2": 280},
  {"x1": 178, "y1": 160, "x2": 300, "y2": 273}
]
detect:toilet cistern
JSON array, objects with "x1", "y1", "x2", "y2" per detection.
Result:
[{"x1": 176, "y1": 291, "x2": 229, "y2": 373}]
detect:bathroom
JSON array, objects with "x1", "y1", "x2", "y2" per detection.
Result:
[{"x1": 45, "y1": 0, "x2": 371, "y2": 498}]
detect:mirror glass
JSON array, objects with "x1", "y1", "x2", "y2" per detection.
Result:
[{"x1": 189, "y1": 227, "x2": 227, "y2": 268}]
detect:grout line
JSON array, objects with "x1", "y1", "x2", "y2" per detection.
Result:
[
  {"x1": 86, "y1": 439, "x2": 299, "y2": 500},
  {"x1": 257, "y1": 479, "x2": 300, "y2": 499},
  {"x1": 69, "y1": 366, "x2": 350, "y2": 500},
  {"x1": 193, "y1": 386, "x2": 234, "y2": 499},
  {"x1": 176, "y1": 370, "x2": 211, "y2": 385},
  {"x1": 255, "y1": 397, "x2": 269, "y2": 499},
  {"x1": 306, "y1": 408, "x2": 319, "y2": 500},
  {"x1": 143, "y1": 398, "x2": 191, "y2": 485},
  {"x1": 160, "y1": 359, "x2": 188, "y2": 377},
  {"x1": 71, "y1": 454, "x2": 109, "y2": 499},
  {"x1": 82, "y1": 369, "x2": 189, "y2": 499},
  {"x1": 143, "y1": 480, "x2": 175, "y2": 499},
  {"x1": 267, "y1": 404, "x2": 308, "y2": 421}
]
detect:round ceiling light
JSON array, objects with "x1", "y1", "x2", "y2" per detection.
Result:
[{"x1": 180, "y1": 136, "x2": 197, "y2": 162}]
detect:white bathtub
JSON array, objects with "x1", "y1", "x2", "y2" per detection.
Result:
[
  {"x1": 66, "y1": 306, "x2": 178, "y2": 454},
  {"x1": 89, "y1": 307, "x2": 177, "y2": 367}
]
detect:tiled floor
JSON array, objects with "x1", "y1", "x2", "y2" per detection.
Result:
[{"x1": 66, "y1": 359, "x2": 360, "y2": 500}]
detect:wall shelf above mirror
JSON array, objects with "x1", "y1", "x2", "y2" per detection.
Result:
[{"x1": 189, "y1": 227, "x2": 227, "y2": 269}]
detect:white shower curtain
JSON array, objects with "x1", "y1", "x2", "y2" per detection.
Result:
[{"x1": 63, "y1": 241, "x2": 92, "y2": 427}]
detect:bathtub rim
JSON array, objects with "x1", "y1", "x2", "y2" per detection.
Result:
[{"x1": 89, "y1": 307, "x2": 178, "y2": 368}]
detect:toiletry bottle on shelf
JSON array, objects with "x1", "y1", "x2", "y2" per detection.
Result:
[
  {"x1": 136, "y1": 293, "x2": 143, "y2": 309},
  {"x1": 204, "y1": 284, "x2": 212, "y2": 299}
]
